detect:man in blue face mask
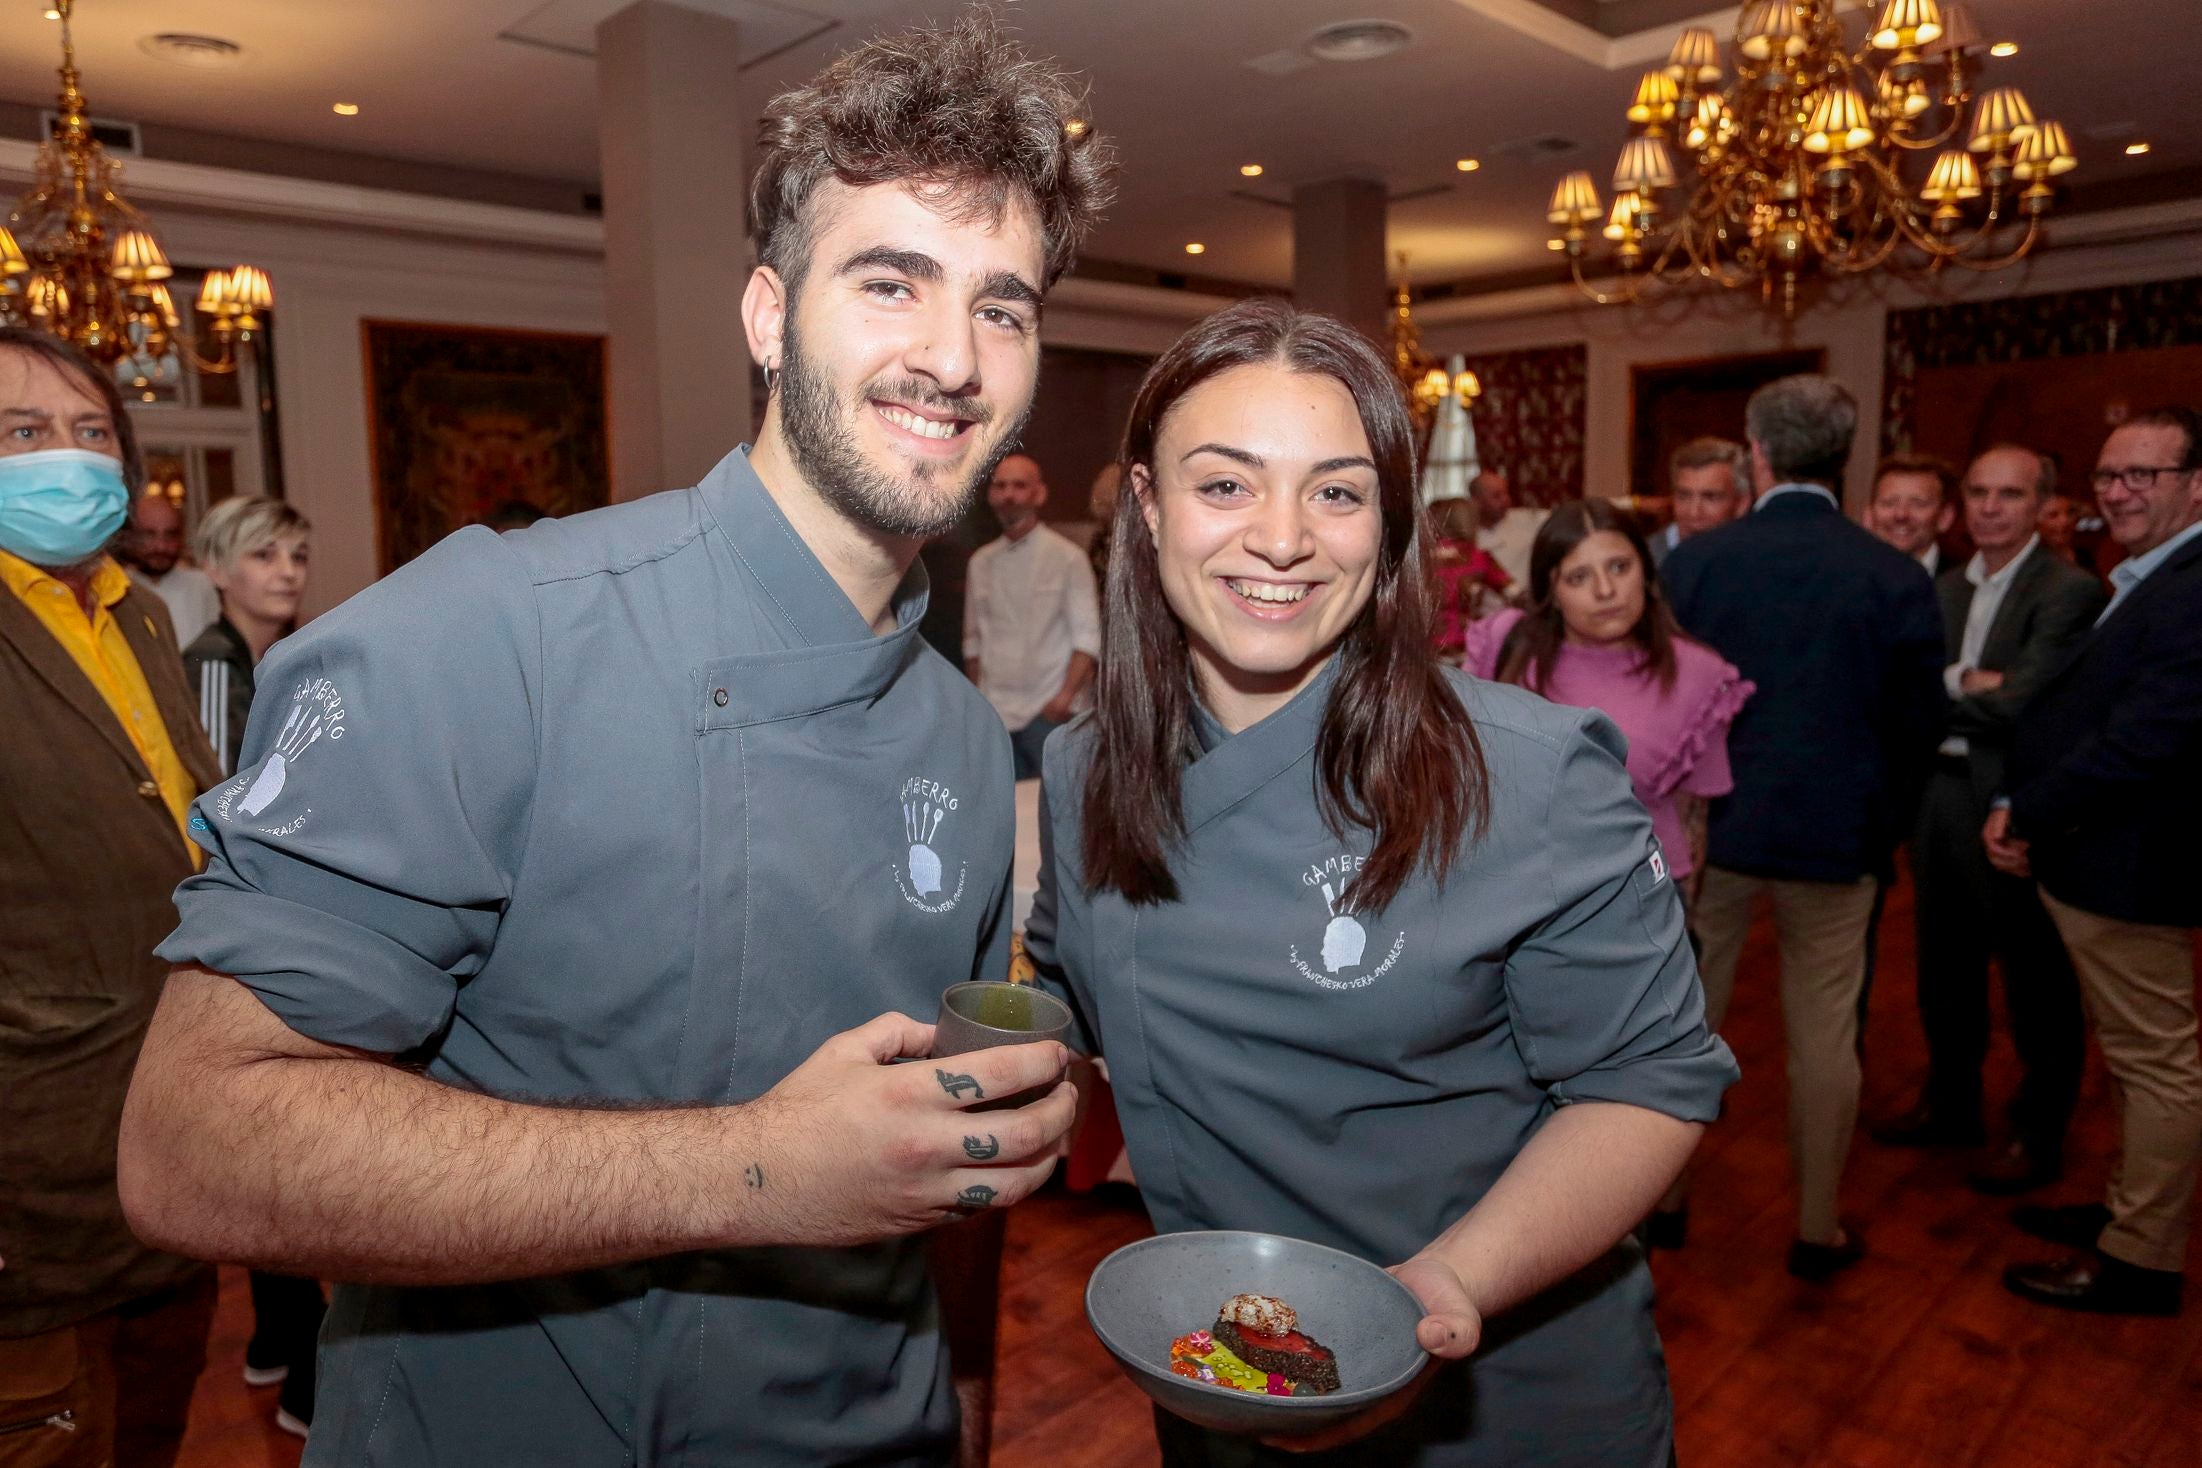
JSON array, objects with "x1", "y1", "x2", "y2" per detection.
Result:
[{"x1": 0, "y1": 327, "x2": 224, "y2": 1468}]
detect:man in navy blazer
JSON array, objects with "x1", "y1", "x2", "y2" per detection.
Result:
[
  {"x1": 1990, "y1": 406, "x2": 2202, "y2": 1318},
  {"x1": 1664, "y1": 374, "x2": 1947, "y2": 1282}
]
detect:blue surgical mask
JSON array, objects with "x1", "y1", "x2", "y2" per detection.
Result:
[{"x1": 0, "y1": 448, "x2": 132, "y2": 567}]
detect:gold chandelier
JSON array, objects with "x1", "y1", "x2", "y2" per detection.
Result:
[
  {"x1": 1, "y1": 0, "x2": 271, "y2": 373},
  {"x1": 1545, "y1": 0, "x2": 2076, "y2": 316},
  {"x1": 1390, "y1": 254, "x2": 1480, "y2": 429}
]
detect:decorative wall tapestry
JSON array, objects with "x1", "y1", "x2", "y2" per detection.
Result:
[
  {"x1": 1882, "y1": 274, "x2": 2202, "y2": 456},
  {"x1": 363, "y1": 321, "x2": 611, "y2": 573},
  {"x1": 1459, "y1": 344, "x2": 1587, "y2": 507}
]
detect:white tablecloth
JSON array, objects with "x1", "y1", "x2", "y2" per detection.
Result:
[{"x1": 1011, "y1": 777, "x2": 1042, "y2": 932}]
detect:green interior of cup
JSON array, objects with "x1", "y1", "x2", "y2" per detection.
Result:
[{"x1": 950, "y1": 982, "x2": 1054, "y2": 1031}]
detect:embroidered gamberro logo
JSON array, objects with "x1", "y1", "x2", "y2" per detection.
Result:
[
  {"x1": 1287, "y1": 853, "x2": 1406, "y2": 991},
  {"x1": 895, "y1": 775, "x2": 967, "y2": 914}
]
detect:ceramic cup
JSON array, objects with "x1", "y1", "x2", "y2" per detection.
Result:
[{"x1": 931, "y1": 980, "x2": 1073, "y2": 1111}]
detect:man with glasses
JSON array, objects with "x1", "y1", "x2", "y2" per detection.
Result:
[{"x1": 1986, "y1": 406, "x2": 2202, "y2": 1317}]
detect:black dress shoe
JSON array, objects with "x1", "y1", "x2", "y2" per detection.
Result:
[
  {"x1": 1968, "y1": 1141, "x2": 2063, "y2": 1196},
  {"x1": 1787, "y1": 1231, "x2": 1864, "y2": 1282},
  {"x1": 2011, "y1": 1202, "x2": 2112, "y2": 1249},
  {"x1": 1644, "y1": 1207, "x2": 1688, "y2": 1250},
  {"x1": 2003, "y1": 1252, "x2": 2183, "y2": 1317},
  {"x1": 1869, "y1": 1100, "x2": 1985, "y2": 1148}
]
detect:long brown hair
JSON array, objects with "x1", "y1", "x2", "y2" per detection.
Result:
[
  {"x1": 1495, "y1": 499, "x2": 1681, "y2": 694},
  {"x1": 1082, "y1": 299, "x2": 1488, "y2": 914}
]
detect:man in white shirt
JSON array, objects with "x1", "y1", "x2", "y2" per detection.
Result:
[
  {"x1": 964, "y1": 453, "x2": 1099, "y2": 779},
  {"x1": 1866, "y1": 454, "x2": 1957, "y2": 576},
  {"x1": 1877, "y1": 446, "x2": 2105, "y2": 1194},
  {"x1": 116, "y1": 492, "x2": 219, "y2": 644},
  {"x1": 1469, "y1": 469, "x2": 1548, "y2": 590}
]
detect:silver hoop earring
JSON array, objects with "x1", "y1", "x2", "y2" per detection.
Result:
[{"x1": 762, "y1": 363, "x2": 776, "y2": 397}]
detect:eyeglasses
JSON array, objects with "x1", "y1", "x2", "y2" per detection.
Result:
[{"x1": 2090, "y1": 465, "x2": 2195, "y2": 493}]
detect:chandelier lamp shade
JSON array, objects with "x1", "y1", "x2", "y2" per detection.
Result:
[
  {"x1": 0, "y1": 0, "x2": 271, "y2": 373},
  {"x1": 1545, "y1": 0, "x2": 2078, "y2": 317},
  {"x1": 1388, "y1": 254, "x2": 1480, "y2": 433}
]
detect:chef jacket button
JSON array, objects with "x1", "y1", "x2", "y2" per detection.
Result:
[
  {"x1": 713, "y1": 687, "x2": 730, "y2": 707},
  {"x1": 137, "y1": 780, "x2": 160, "y2": 798}
]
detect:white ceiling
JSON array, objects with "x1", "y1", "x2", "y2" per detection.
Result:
[{"x1": 1, "y1": 0, "x2": 2194, "y2": 290}]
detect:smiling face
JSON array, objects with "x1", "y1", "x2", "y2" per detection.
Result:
[
  {"x1": 1671, "y1": 462, "x2": 1744, "y2": 540},
  {"x1": 754, "y1": 179, "x2": 1046, "y2": 540},
  {"x1": 1868, "y1": 470, "x2": 1954, "y2": 557},
  {"x1": 2094, "y1": 421, "x2": 2202, "y2": 555},
  {"x1": 1137, "y1": 362, "x2": 1383, "y2": 723},
  {"x1": 1549, "y1": 529, "x2": 1647, "y2": 648},
  {"x1": 211, "y1": 531, "x2": 310, "y2": 629},
  {"x1": 1961, "y1": 446, "x2": 2047, "y2": 559}
]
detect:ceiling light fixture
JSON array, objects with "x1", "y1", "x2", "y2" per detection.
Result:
[
  {"x1": 1183, "y1": 242, "x2": 1206, "y2": 255},
  {"x1": 333, "y1": 102, "x2": 359, "y2": 116},
  {"x1": 1305, "y1": 19, "x2": 1415, "y2": 64},
  {"x1": 1547, "y1": 0, "x2": 2077, "y2": 318},
  {"x1": 2125, "y1": 141, "x2": 2151, "y2": 155},
  {"x1": 1239, "y1": 164, "x2": 1264, "y2": 177},
  {"x1": 1389, "y1": 253, "x2": 1479, "y2": 432},
  {"x1": 1989, "y1": 40, "x2": 2018, "y2": 56},
  {"x1": 1064, "y1": 118, "x2": 1089, "y2": 139},
  {"x1": 1, "y1": 1, "x2": 270, "y2": 372},
  {"x1": 1456, "y1": 158, "x2": 1481, "y2": 172}
]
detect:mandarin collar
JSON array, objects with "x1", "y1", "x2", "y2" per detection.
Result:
[{"x1": 695, "y1": 446, "x2": 929, "y2": 647}]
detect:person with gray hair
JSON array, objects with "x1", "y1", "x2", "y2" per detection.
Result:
[
  {"x1": 1651, "y1": 436, "x2": 1752, "y2": 569},
  {"x1": 1660, "y1": 374, "x2": 1947, "y2": 1280}
]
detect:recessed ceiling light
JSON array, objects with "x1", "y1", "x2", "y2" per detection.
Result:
[
  {"x1": 332, "y1": 102, "x2": 360, "y2": 116},
  {"x1": 1989, "y1": 40, "x2": 2019, "y2": 57},
  {"x1": 1547, "y1": 238, "x2": 1566, "y2": 251},
  {"x1": 1240, "y1": 164, "x2": 1264, "y2": 177},
  {"x1": 1064, "y1": 118, "x2": 1089, "y2": 139},
  {"x1": 43, "y1": 8, "x2": 60, "y2": 19},
  {"x1": 1184, "y1": 242, "x2": 1206, "y2": 256},
  {"x1": 1305, "y1": 19, "x2": 1415, "y2": 63},
  {"x1": 2126, "y1": 141, "x2": 2152, "y2": 155},
  {"x1": 1456, "y1": 158, "x2": 1481, "y2": 172},
  {"x1": 139, "y1": 33, "x2": 245, "y2": 69}
]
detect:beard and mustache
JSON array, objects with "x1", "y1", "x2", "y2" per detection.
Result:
[{"x1": 774, "y1": 317, "x2": 1031, "y2": 541}]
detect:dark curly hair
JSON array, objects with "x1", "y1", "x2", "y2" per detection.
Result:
[{"x1": 751, "y1": 10, "x2": 1114, "y2": 292}]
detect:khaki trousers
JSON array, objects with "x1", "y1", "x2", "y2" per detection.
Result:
[
  {"x1": 2040, "y1": 889, "x2": 2202, "y2": 1274},
  {"x1": 0, "y1": 1270, "x2": 214, "y2": 1468},
  {"x1": 1695, "y1": 866, "x2": 1879, "y2": 1244}
]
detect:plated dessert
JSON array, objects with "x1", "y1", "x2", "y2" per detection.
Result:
[{"x1": 1169, "y1": 1294, "x2": 1341, "y2": 1397}]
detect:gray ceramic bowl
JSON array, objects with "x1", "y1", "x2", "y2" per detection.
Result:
[{"x1": 1084, "y1": 1230, "x2": 1428, "y2": 1437}]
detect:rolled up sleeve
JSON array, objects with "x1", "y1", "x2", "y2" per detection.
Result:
[
  {"x1": 157, "y1": 528, "x2": 542, "y2": 1055},
  {"x1": 1504, "y1": 710, "x2": 1739, "y2": 1121}
]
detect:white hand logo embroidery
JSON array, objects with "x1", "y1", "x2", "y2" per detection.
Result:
[
  {"x1": 239, "y1": 700, "x2": 330, "y2": 817},
  {"x1": 1319, "y1": 880, "x2": 1367, "y2": 973},
  {"x1": 905, "y1": 797, "x2": 947, "y2": 897}
]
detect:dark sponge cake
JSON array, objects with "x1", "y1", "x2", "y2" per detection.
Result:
[{"x1": 1211, "y1": 1318, "x2": 1341, "y2": 1394}]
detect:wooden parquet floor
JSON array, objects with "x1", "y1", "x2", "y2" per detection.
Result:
[{"x1": 177, "y1": 869, "x2": 2202, "y2": 1467}]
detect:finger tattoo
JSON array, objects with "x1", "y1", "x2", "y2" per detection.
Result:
[
  {"x1": 955, "y1": 1184, "x2": 999, "y2": 1209},
  {"x1": 935, "y1": 1068, "x2": 985, "y2": 1101},
  {"x1": 745, "y1": 1163, "x2": 765, "y2": 1190},
  {"x1": 963, "y1": 1134, "x2": 1000, "y2": 1161}
]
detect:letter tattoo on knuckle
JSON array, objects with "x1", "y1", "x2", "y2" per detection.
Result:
[
  {"x1": 955, "y1": 1184, "x2": 999, "y2": 1210},
  {"x1": 935, "y1": 1068, "x2": 985, "y2": 1101},
  {"x1": 745, "y1": 1163, "x2": 765, "y2": 1190},
  {"x1": 962, "y1": 1134, "x2": 1000, "y2": 1161}
]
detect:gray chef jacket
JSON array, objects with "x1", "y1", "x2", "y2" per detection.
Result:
[
  {"x1": 159, "y1": 448, "x2": 1014, "y2": 1467},
  {"x1": 1025, "y1": 662, "x2": 1737, "y2": 1468}
]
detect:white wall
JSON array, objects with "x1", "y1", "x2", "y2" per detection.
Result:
[
  {"x1": 153, "y1": 210, "x2": 605, "y2": 619},
  {"x1": 1417, "y1": 200, "x2": 2202, "y2": 514}
]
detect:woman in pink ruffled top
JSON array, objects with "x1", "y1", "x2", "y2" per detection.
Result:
[{"x1": 1463, "y1": 499, "x2": 1753, "y2": 897}]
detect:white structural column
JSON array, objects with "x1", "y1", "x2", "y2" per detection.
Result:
[
  {"x1": 1291, "y1": 177, "x2": 1389, "y2": 346},
  {"x1": 596, "y1": 1, "x2": 750, "y2": 500}
]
